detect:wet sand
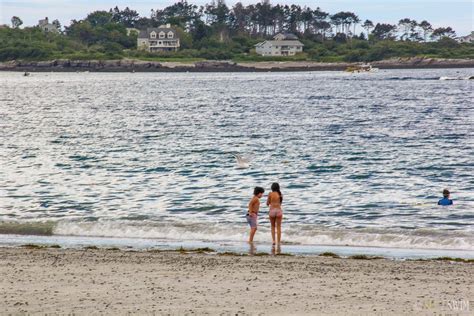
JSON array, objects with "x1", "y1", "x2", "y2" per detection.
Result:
[{"x1": 1, "y1": 247, "x2": 472, "y2": 315}]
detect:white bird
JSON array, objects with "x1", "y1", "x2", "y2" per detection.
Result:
[{"x1": 234, "y1": 154, "x2": 250, "y2": 169}]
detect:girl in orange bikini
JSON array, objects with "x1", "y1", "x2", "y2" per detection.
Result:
[{"x1": 267, "y1": 182, "x2": 283, "y2": 245}]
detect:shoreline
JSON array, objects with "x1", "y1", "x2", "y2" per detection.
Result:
[
  {"x1": 1, "y1": 246, "x2": 472, "y2": 315},
  {"x1": 2, "y1": 233, "x2": 474, "y2": 260},
  {"x1": 6, "y1": 243, "x2": 474, "y2": 262},
  {"x1": 1, "y1": 57, "x2": 474, "y2": 72}
]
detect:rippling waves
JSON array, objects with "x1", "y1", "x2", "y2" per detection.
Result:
[{"x1": 0, "y1": 69, "x2": 473, "y2": 250}]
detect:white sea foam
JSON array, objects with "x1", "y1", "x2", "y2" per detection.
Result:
[{"x1": 53, "y1": 220, "x2": 474, "y2": 251}]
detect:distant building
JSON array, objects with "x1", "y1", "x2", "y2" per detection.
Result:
[
  {"x1": 456, "y1": 31, "x2": 474, "y2": 43},
  {"x1": 38, "y1": 17, "x2": 59, "y2": 33},
  {"x1": 255, "y1": 33, "x2": 304, "y2": 56},
  {"x1": 137, "y1": 24, "x2": 180, "y2": 52}
]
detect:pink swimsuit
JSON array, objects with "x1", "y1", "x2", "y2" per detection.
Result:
[{"x1": 269, "y1": 207, "x2": 283, "y2": 218}]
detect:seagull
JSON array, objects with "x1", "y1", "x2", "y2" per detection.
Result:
[{"x1": 234, "y1": 154, "x2": 250, "y2": 169}]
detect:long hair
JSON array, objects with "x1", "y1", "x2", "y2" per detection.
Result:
[{"x1": 271, "y1": 182, "x2": 283, "y2": 204}]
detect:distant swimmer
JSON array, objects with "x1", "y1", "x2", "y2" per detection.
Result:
[
  {"x1": 246, "y1": 187, "x2": 265, "y2": 243},
  {"x1": 438, "y1": 189, "x2": 453, "y2": 206}
]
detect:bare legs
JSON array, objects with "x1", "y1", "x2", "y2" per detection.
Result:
[
  {"x1": 276, "y1": 216, "x2": 282, "y2": 244},
  {"x1": 269, "y1": 215, "x2": 282, "y2": 245},
  {"x1": 270, "y1": 216, "x2": 276, "y2": 244},
  {"x1": 248, "y1": 227, "x2": 257, "y2": 243}
]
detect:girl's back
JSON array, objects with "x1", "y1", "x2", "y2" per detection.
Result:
[{"x1": 267, "y1": 191, "x2": 282, "y2": 208}]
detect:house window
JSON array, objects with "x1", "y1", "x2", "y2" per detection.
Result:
[
  {"x1": 167, "y1": 31, "x2": 174, "y2": 39},
  {"x1": 159, "y1": 32, "x2": 165, "y2": 39},
  {"x1": 158, "y1": 41, "x2": 162, "y2": 45},
  {"x1": 150, "y1": 31, "x2": 156, "y2": 39}
]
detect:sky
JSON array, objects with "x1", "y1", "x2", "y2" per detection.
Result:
[{"x1": 0, "y1": 0, "x2": 472, "y2": 36}]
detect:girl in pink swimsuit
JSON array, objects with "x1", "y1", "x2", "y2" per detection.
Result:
[{"x1": 267, "y1": 182, "x2": 283, "y2": 245}]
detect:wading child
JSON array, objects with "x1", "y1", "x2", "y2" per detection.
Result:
[
  {"x1": 246, "y1": 187, "x2": 265, "y2": 242},
  {"x1": 438, "y1": 189, "x2": 453, "y2": 206}
]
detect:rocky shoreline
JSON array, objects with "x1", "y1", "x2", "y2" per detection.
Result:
[{"x1": 1, "y1": 57, "x2": 473, "y2": 72}]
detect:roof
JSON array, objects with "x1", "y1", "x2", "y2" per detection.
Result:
[
  {"x1": 255, "y1": 40, "x2": 304, "y2": 47},
  {"x1": 138, "y1": 27, "x2": 179, "y2": 39},
  {"x1": 274, "y1": 33, "x2": 299, "y2": 40}
]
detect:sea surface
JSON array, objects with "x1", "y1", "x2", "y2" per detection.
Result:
[{"x1": 0, "y1": 69, "x2": 473, "y2": 257}]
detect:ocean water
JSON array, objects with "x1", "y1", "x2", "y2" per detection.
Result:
[{"x1": 0, "y1": 69, "x2": 473, "y2": 257}]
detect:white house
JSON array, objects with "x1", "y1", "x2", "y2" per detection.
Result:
[
  {"x1": 255, "y1": 33, "x2": 304, "y2": 56},
  {"x1": 38, "y1": 17, "x2": 59, "y2": 33},
  {"x1": 456, "y1": 31, "x2": 474, "y2": 43},
  {"x1": 137, "y1": 24, "x2": 180, "y2": 52}
]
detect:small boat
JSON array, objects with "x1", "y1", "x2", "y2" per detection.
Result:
[{"x1": 345, "y1": 64, "x2": 378, "y2": 73}]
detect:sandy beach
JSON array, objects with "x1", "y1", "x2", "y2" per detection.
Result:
[{"x1": 1, "y1": 247, "x2": 472, "y2": 315}]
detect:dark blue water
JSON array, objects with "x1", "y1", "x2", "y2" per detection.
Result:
[{"x1": 0, "y1": 69, "x2": 473, "y2": 251}]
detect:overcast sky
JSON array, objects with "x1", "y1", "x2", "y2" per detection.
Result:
[{"x1": 1, "y1": 0, "x2": 472, "y2": 35}]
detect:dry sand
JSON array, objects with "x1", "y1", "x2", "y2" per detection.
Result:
[{"x1": 1, "y1": 247, "x2": 472, "y2": 315}]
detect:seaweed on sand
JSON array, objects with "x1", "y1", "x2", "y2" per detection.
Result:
[
  {"x1": 349, "y1": 254, "x2": 384, "y2": 260},
  {"x1": 319, "y1": 252, "x2": 341, "y2": 258}
]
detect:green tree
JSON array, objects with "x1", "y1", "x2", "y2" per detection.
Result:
[
  {"x1": 398, "y1": 18, "x2": 413, "y2": 40},
  {"x1": 372, "y1": 23, "x2": 397, "y2": 41},
  {"x1": 11, "y1": 16, "x2": 23, "y2": 28},
  {"x1": 431, "y1": 27, "x2": 456, "y2": 41},
  {"x1": 85, "y1": 11, "x2": 113, "y2": 27},
  {"x1": 362, "y1": 19, "x2": 374, "y2": 38},
  {"x1": 52, "y1": 19, "x2": 61, "y2": 31},
  {"x1": 110, "y1": 7, "x2": 140, "y2": 27},
  {"x1": 418, "y1": 20, "x2": 433, "y2": 42}
]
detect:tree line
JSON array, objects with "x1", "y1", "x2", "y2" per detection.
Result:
[
  {"x1": 1, "y1": 0, "x2": 472, "y2": 62},
  {"x1": 99, "y1": 1, "x2": 459, "y2": 42}
]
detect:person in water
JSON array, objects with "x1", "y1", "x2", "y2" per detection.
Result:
[
  {"x1": 438, "y1": 189, "x2": 453, "y2": 206},
  {"x1": 267, "y1": 182, "x2": 283, "y2": 245},
  {"x1": 246, "y1": 187, "x2": 265, "y2": 243}
]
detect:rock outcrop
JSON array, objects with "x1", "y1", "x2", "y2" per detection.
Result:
[{"x1": 1, "y1": 57, "x2": 473, "y2": 72}]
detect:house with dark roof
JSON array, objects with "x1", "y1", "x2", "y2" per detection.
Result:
[
  {"x1": 255, "y1": 33, "x2": 304, "y2": 56},
  {"x1": 137, "y1": 24, "x2": 180, "y2": 52}
]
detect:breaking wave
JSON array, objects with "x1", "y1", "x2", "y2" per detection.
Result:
[{"x1": 1, "y1": 220, "x2": 472, "y2": 251}]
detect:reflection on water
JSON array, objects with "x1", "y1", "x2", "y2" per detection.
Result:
[
  {"x1": 248, "y1": 242, "x2": 256, "y2": 255},
  {"x1": 271, "y1": 244, "x2": 282, "y2": 256},
  {"x1": 0, "y1": 69, "x2": 473, "y2": 251}
]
